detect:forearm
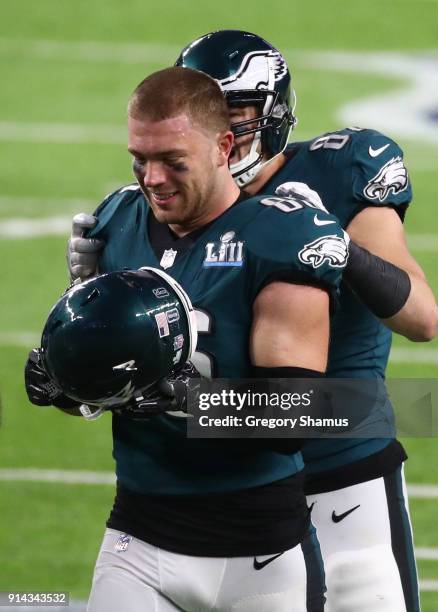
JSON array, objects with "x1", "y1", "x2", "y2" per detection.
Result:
[
  {"x1": 382, "y1": 274, "x2": 438, "y2": 341},
  {"x1": 345, "y1": 241, "x2": 438, "y2": 341}
]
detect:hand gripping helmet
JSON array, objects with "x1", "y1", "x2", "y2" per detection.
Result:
[
  {"x1": 175, "y1": 30, "x2": 296, "y2": 187},
  {"x1": 41, "y1": 267, "x2": 197, "y2": 408}
]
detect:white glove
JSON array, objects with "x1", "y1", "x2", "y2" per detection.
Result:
[
  {"x1": 275, "y1": 181, "x2": 328, "y2": 213},
  {"x1": 67, "y1": 213, "x2": 104, "y2": 281}
]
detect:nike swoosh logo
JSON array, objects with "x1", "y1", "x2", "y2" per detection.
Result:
[
  {"x1": 314, "y1": 214, "x2": 336, "y2": 226},
  {"x1": 253, "y1": 551, "x2": 284, "y2": 570},
  {"x1": 332, "y1": 504, "x2": 361, "y2": 523},
  {"x1": 369, "y1": 144, "x2": 390, "y2": 157}
]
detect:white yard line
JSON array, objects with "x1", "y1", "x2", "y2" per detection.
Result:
[
  {"x1": 0, "y1": 195, "x2": 95, "y2": 213},
  {"x1": 0, "y1": 121, "x2": 126, "y2": 144},
  {"x1": 0, "y1": 212, "x2": 436, "y2": 251},
  {"x1": 0, "y1": 216, "x2": 72, "y2": 237},
  {"x1": 0, "y1": 470, "x2": 436, "y2": 592},
  {"x1": 0, "y1": 469, "x2": 437, "y2": 497},
  {"x1": 419, "y1": 580, "x2": 438, "y2": 591},
  {"x1": 0, "y1": 42, "x2": 437, "y2": 146},
  {"x1": 407, "y1": 484, "x2": 438, "y2": 499},
  {"x1": 389, "y1": 348, "x2": 438, "y2": 365},
  {"x1": 0, "y1": 332, "x2": 40, "y2": 346},
  {"x1": 0, "y1": 587, "x2": 432, "y2": 611},
  {"x1": 0, "y1": 603, "x2": 86, "y2": 612},
  {"x1": 0, "y1": 38, "x2": 435, "y2": 75},
  {"x1": 416, "y1": 548, "x2": 438, "y2": 561},
  {"x1": 301, "y1": 51, "x2": 438, "y2": 144},
  {"x1": 2, "y1": 329, "x2": 438, "y2": 371},
  {"x1": 0, "y1": 468, "x2": 116, "y2": 485},
  {"x1": 0, "y1": 37, "x2": 182, "y2": 64}
]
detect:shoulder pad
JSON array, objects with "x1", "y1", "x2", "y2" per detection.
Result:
[
  {"x1": 88, "y1": 184, "x2": 144, "y2": 238},
  {"x1": 305, "y1": 128, "x2": 412, "y2": 211},
  {"x1": 349, "y1": 129, "x2": 412, "y2": 207},
  {"x1": 244, "y1": 195, "x2": 349, "y2": 290}
]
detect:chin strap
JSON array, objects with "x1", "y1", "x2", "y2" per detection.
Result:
[
  {"x1": 79, "y1": 404, "x2": 108, "y2": 421},
  {"x1": 232, "y1": 151, "x2": 288, "y2": 189},
  {"x1": 233, "y1": 163, "x2": 262, "y2": 188},
  {"x1": 230, "y1": 132, "x2": 263, "y2": 188}
]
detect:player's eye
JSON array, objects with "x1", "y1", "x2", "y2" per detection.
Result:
[
  {"x1": 132, "y1": 158, "x2": 146, "y2": 171},
  {"x1": 229, "y1": 110, "x2": 245, "y2": 123},
  {"x1": 167, "y1": 159, "x2": 188, "y2": 172}
]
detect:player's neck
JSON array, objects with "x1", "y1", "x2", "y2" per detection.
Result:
[
  {"x1": 242, "y1": 154, "x2": 286, "y2": 196},
  {"x1": 169, "y1": 174, "x2": 240, "y2": 238}
]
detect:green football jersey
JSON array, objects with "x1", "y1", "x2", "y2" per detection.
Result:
[
  {"x1": 88, "y1": 187, "x2": 347, "y2": 495},
  {"x1": 262, "y1": 127, "x2": 412, "y2": 475}
]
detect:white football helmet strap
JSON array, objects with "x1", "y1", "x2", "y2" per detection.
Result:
[
  {"x1": 138, "y1": 266, "x2": 198, "y2": 360},
  {"x1": 79, "y1": 404, "x2": 107, "y2": 420},
  {"x1": 230, "y1": 132, "x2": 263, "y2": 187}
]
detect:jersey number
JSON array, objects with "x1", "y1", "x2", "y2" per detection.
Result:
[
  {"x1": 309, "y1": 134, "x2": 350, "y2": 151},
  {"x1": 259, "y1": 196, "x2": 305, "y2": 213},
  {"x1": 192, "y1": 309, "x2": 214, "y2": 378}
]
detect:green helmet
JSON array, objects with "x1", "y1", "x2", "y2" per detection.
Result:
[
  {"x1": 41, "y1": 267, "x2": 197, "y2": 407},
  {"x1": 175, "y1": 30, "x2": 296, "y2": 187}
]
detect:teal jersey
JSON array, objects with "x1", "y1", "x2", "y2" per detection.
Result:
[
  {"x1": 263, "y1": 127, "x2": 412, "y2": 474},
  {"x1": 88, "y1": 187, "x2": 347, "y2": 495}
]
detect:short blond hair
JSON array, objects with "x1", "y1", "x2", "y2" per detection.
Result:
[{"x1": 128, "y1": 66, "x2": 230, "y2": 133}]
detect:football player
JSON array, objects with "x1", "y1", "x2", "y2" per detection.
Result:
[
  {"x1": 174, "y1": 32, "x2": 437, "y2": 612},
  {"x1": 67, "y1": 32, "x2": 438, "y2": 611},
  {"x1": 27, "y1": 67, "x2": 351, "y2": 611}
]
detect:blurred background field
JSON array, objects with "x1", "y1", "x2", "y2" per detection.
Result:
[{"x1": 0, "y1": 0, "x2": 437, "y2": 608}]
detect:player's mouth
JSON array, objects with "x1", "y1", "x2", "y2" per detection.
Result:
[{"x1": 150, "y1": 191, "x2": 178, "y2": 206}]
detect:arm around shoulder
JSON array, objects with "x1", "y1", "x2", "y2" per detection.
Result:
[{"x1": 346, "y1": 207, "x2": 438, "y2": 342}]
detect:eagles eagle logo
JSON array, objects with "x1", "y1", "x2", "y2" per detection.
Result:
[
  {"x1": 298, "y1": 235, "x2": 349, "y2": 269},
  {"x1": 364, "y1": 156, "x2": 408, "y2": 202}
]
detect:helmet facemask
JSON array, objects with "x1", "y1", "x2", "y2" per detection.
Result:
[{"x1": 226, "y1": 89, "x2": 296, "y2": 187}]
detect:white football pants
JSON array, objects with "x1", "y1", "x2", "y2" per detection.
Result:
[
  {"x1": 307, "y1": 465, "x2": 420, "y2": 612},
  {"x1": 87, "y1": 527, "x2": 317, "y2": 611}
]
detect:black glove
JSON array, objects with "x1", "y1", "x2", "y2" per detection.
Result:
[
  {"x1": 112, "y1": 361, "x2": 201, "y2": 421},
  {"x1": 24, "y1": 348, "x2": 79, "y2": 409}
]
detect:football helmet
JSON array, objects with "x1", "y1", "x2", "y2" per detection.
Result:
[
  {"x1": 41, "y1": 267, "x2": 197, "y2": 408},
  {"x1": 175, "y1": 30, "x2": 296, "y2": 187}
]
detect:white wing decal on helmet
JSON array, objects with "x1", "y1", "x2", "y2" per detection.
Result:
[{"x1": 218, "y1": 50, "x2": 286, "y2": 91}]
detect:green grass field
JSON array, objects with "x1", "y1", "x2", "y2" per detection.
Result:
[{"x1": 0, "y1": 1, "x2": 437, "y2": 609}]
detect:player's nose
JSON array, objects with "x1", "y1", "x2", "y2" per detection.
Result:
[{"x1": 143, "y1": 161, "x2": 167, "y2": 187}]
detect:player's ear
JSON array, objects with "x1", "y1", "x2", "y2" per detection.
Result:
[{"x1": 216, "y1": 130, "x2": 234, "y2": 167}]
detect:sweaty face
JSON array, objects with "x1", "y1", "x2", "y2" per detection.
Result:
[
  {"x1": 128, "y1": 114, "x2": 218, "y2": 229},
  {"x1": 228, "y1": 105, "x2": 261, "y2": 164}
]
